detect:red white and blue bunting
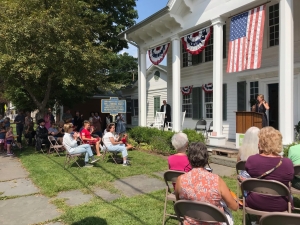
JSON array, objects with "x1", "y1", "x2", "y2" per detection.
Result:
[
  {"x1": 181, "y1": 27, "x2": 212, "y2": 55},
  {"x1": 181, "y1": 86, "x2": 193, "y2": 95},
  {"x1": 202, "y1": 83, "x2": 213, "y2": 93},
  {"x1": 148, "y1": 43, "x2": 170, "y2": 65}
]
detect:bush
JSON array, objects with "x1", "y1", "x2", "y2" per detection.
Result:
[
  {"x1": 128, "y1": 127, "x2": 205, "y2": 155},
  {"x1": 283, "y1": 142, "x2": 299, "y2": 157}
]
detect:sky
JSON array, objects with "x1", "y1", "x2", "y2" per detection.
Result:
[{"x1": 120, "y1": 0, "x2": 169, "y2": 67}]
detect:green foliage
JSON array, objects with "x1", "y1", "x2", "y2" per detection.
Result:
[
  {"x1": 0, "y1": 0, "x2": 137, "y2": 112},
  {"x1": 128, "y1": 127, "x2": 205, "y2": 155},
  {"x1": 295, "y1": 121, "x2": 300, "y2": 133},
  {"x1": 283, "y1": 142, "x2": 299, "y2": 157}
]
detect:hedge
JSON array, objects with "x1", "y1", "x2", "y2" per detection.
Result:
[{"x1": 128, "y1": 127, "x2": 205, "y2": 155}]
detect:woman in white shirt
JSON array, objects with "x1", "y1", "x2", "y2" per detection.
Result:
[
  {"x1": 102, "y1": 123, "x2": 130, "y2": 166},
  {"x1": 63, "y1": 123, "x2": 99, "y2": 168}
]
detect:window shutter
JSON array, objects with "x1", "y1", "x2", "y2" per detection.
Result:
[
  {"x1": 223, "y1": 83, "x2": 227, "y2": 121},
  {"x1": 131, "y1": 99, "x2": 134, "y2": 115},
  {"x1": 192, "y1": 87, "x2": 203, "y2": 120},
  {"x1": 237, "y1": 81, "x2": 247, "y2": 111},
  {"x1": 223, "y1": 24, "x2": 226, "y2": 59}
]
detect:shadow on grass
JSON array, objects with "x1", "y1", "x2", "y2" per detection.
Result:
[
  {"x1": 71, "y1": 216, "x2": 107, "y2": 225},
  {"x1": 17, "y1": 148, "x2": 164, "y2": 225}
]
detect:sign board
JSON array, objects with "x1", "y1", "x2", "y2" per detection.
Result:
[
  {"x1": 101, "y1": 97, "x2": 126, "y2": 115},
  {"x1": 235, "y1": 133, "x2": 245, "y2": 149}
]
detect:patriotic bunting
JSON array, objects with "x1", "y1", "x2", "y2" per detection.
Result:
[
  {"x1": 202, "y1": 83, "x2": 213, "y2": 93},
  {"x1": 181, "y1": 86, "x2": 193, "y2": 95},
  {"x1": 148, "y1": 43, "x2": 170, "y2": 65},
  {"x1": 181, "y1": 27, "x2": 212, "y2": 55}
]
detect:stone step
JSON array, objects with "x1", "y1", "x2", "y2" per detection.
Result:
[
  {"x1": 211, "y1": 148, "x2": 238, "y2": 158},
  {"x1": 209, "y1": 155, "x2": 237, "y2": 168}
]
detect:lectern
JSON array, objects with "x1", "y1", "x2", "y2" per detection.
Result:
[{"x1": 235, "y1": 111, "x2": 263, "y2": 133}]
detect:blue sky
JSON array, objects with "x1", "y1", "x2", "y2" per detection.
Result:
[{"x1": 120, "y1": 0, "x2": 169, "y2": 67}]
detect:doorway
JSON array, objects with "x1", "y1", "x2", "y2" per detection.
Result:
[{"x1": 268, "y1": 83, "x2": 279, "y2": 129}]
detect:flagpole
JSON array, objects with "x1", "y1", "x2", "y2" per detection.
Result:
[{"x1": 228, "y1": 1, "x2": 271, "y2": 19}]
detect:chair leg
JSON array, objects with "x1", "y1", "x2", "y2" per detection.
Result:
[{"x1": 162, "y1": 189, "x2": 168, "y2": 225}]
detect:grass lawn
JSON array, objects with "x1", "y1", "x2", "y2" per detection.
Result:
[{"x1": 15, "y1": 147, "x2": 299, "y2": 225}]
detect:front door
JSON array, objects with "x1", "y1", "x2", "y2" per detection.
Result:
[{"x1": 268, "y1": 83, "x2": 279, "y2": 129}]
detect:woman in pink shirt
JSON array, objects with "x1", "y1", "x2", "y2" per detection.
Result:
[{"x1": 168, "y1": 133, "x2": 191, "y2": 172}]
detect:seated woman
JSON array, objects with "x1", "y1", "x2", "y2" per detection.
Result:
[
  {"x1": 175, "y1": 142, "x2": 238, "y2": 225},
  {"x1": 237, "y1": 127, "x2": 260, "y2": 181},
  {"x1": 245, "y1": 126, "x2": 294, "y2": 212},
  {"x1": 102, "y1": 123, "x2": 130, "y2": 166},
  {"x1": 80, "y1": 120, "x2": 101, "y2": 157},
  {"x1": 288, "y1": 143, "x2": 300, "y2": 189},
  {"x1": 24, "y1": 121, "x2": 35, "y2": 146},
  {"x1": 168, "y1": 133, "x2": 191, "y2": 172},
  {"x1": 63, "y1": 123, "x2": 99, "y2": 168}
]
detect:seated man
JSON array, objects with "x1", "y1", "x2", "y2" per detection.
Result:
[
  {"x1": 80, "y1": 120, "x2": 101, "y2": 157},
  {"x1": 48, "y1": 122, "x2": 63, "y2": 144},
  {"x1": 35, "y1": 119, "x2": 49, "y2": 151}
]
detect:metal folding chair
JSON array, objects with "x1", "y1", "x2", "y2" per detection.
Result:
[
  {"x1": 174, "y1": 200, "x2": 230, "y2": 225},
  {"x1": 48, "y1": 136, "x2": 64, "y2": 156},
  {"x1": 162, "y1": 170, "x2": 185, "y2": 225},
  {"x1": 236, "y1": 160, "x2": 246, "y2": 199},
  {"x1": 259, "y1": 212, "x2": 300, "y2": 225}
]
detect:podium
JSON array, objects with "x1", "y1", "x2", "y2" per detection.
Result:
[{"x1": 235, "y1": 111, "x2": 263, "y2": 133}]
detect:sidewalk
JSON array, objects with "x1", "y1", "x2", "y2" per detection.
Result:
[{"x1": 0, "y1": 154, "x2": 61, "y2": 225}]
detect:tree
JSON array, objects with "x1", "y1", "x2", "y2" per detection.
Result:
[
  {"x1": 0, "y1": 0, "x2": 137, "y2": 115},
  {"x1": 106, "y1": 53, "x2": 138, "y2": 88}
]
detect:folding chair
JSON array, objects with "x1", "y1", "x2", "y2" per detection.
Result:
[
  {"x1": 195, "y1": 119, "x2": 207, "y2": 139},
  {"x1": 34, "y1": 135, "x2": 46, "y2": 154},
  {"x1": 259, "y1": 212, "x2": 300, "y2": 225},
  {"x1": 64, "y1": 152, "x2": 83, "y2": 169},
  {"x1": 290, "y1": 165, "x2": 300, "y2": 211},
  {"x1": 236, "y1": 160, "x2": 246, "y2": 199},
  {"x1": 207, "y1": 121, "x2": 213, "y2": 137},
  {"x1": 101, "y1": 142, "x2": 122, "y2": 164},
  {"x1": 162, "y1": 170, "x2": 185, "y2": 225},
  {"x1": 174, "y1": 200, "x2": 230, "y2": 225},
  {"x1": 48, "y1": 136, "x2": 64, "y2": 156},
  {"x1": 241, "y1": 178, "x2": 292, "y2": 225}
]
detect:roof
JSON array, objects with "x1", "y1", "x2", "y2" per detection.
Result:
[{"x1": 118, "y1": 6, "x2": 170, "y2": 39}]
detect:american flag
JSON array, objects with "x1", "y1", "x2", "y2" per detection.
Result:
[{"x1": 227, "y1": 5, "x2": 266, "y2": 73}]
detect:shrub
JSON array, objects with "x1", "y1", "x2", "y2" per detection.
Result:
[
  {"x1": 128, "y1": 127, "x2": 205, "y2": 155},
  {"x1": 283, "y1": 142, "x2": 299, "y2": 157}
]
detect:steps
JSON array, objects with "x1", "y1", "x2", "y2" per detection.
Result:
[{"x1": 207, "y1": 142, "x2": 238, "y2": 168}]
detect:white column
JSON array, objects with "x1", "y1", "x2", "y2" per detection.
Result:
[
  {"x1": 279, "y1": 0, "x2": 294, "y2": 144},
  {"x1": 171, "y1": 35, "x2": 181, "y2": 132},
  {"x1": 211, "y1": 17, "x2": 225, "y2": 141},
  {"x1": 138, "y1": 48, "x2": 147, "y2": 127}
]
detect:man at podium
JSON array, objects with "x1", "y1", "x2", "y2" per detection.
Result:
[{"x1": 252, "y1": 94, "x2": 270, "y2": 127}]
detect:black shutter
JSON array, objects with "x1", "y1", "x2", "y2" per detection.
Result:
[
  {"x1": 192, "y1": 87, "x2": 203, "y2": 120},
  {"x1": 223, "y1": 24, "x2": 226, "y2": 59},
  {"x1": 237, "y1": 81, "x2": 247, "y2": 111},
  {"x1": 223, "y1": 83, "x2": 227, "y2": 121},
  {"x1": 131, "y1": 99, "x2": 134, "y2": 115}
]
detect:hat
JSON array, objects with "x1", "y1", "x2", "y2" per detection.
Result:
[{"x1": 38, "y1": 119, "x2": 45, "y2": 124}]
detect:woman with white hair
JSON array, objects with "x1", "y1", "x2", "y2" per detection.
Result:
[
  {"x1": 168, "y1": 132, "x2": 191, "y2": 172},
  {"x1": 237, "y1": 126, "x2": 260, "y2": 181}
]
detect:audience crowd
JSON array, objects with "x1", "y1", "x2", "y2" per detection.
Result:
[{"x1": 1, "y1": 108, "x2": 300, "y2": 224}]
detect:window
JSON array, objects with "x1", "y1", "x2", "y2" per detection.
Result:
[
  {"x1": 153, "y1": 96, "x2": 160, "y2": 116},
  {"x1": 182, "y1": 45, "x2": 192, "y2": 67},
  {"x1": 269, "y1": 3, "x2": 279, "y2": 47},
  {"x1": 133, "y1": 99, "x2": 138, "y2": 116},
  {"x1": 205, "y1": 29, "x2": 214, "y2": 62},
  {"x1": 154, "y1": 71, "x2": 160, "y2": 80},
  {"x1": 182, "y1": 94, "x2": 192, "y2": 118},
  {"x1": 205, "y1": 92, "x2": 213, "y2": 118},
  {"x1": 250, "y1": 81, "x2": 259, "y2": 105}
]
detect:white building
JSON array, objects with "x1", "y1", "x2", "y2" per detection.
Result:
[
  {"x1": 119, "y1": 0, "x2": 297, "y2": 145},
  {"x1": 122, "y1": 64, "x2": 168, "y2": 126}
]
